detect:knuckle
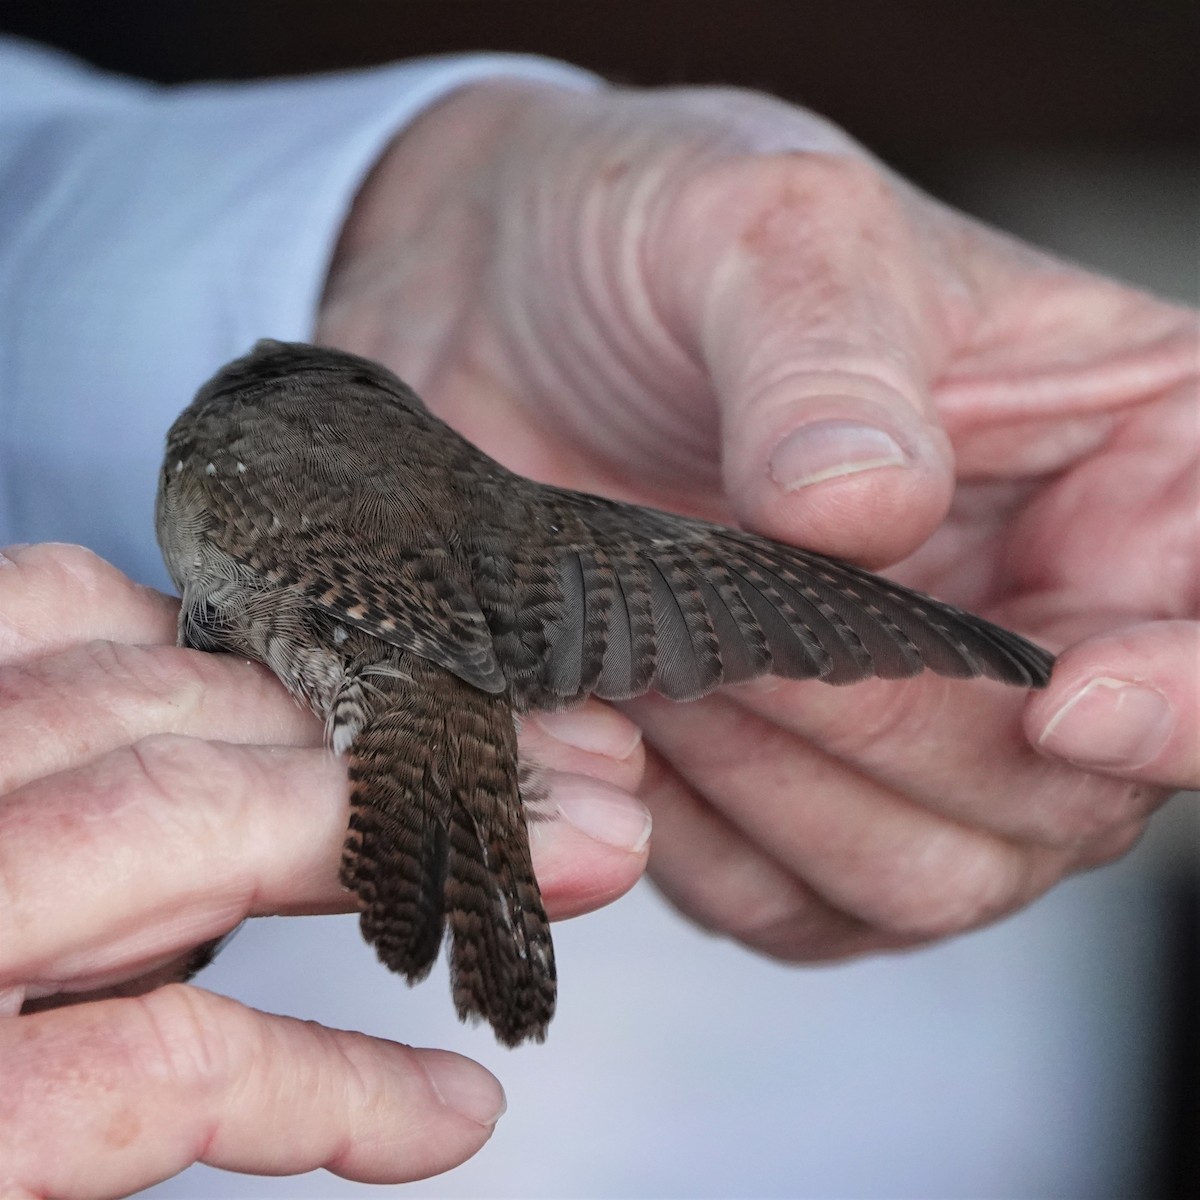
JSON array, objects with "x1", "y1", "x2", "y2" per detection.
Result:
[
  {"x1": 6, "y1": 541, "x2": 115, "y2": 598},
  {"x1": 865, "y1": 833, "x2": 1025, "y2": 941},
  {"x1": 128, "y1": 983, "x2": 237, "y2": 1092},
  {"x1": 1027, "y1": 774, "x2": 1156, "y2": 848},
  {"x1": 123, "y1": 734, "x2": 236, "y2": 813},
  {"x1": 0, "y1": 737, "x2": 255, "y2": 984},
  {"x1": 121, "y1": 735, "x2": 274, "y2": 868},
  {"x1": 0, "y1": 642, "x2": 201, "y2": 756},
  {"x1": 770, "y1": 150, "x2": 892, "y2": 218},
  {"x1": 720, "y1": 882, "x2": 816, "y2": 948},
  {"x1": 724, "y1": 888, "x2": 860, "y2": 963},
  {"x1": 0, "y1": 987, "x2": 237, "y2": 1185},
  {"x1": 0, "y1": 544, "x2": 137, "y2": 660},
  {"x1": 1076, "y1": 820, "x2": 1147, "y2": 870},
  {"x1": 822, "y1": 679, "x2": 953, "y2": 763},
  {"x1": 97, "y1": 735, "x2": 257, "y2": 861},
  {"x1": 687, "y1": 148, "x2": 897, "y2": 244},
  {"x1": 76, "y1": 639, "x2": 210, "y2": 723},
  {"x1": 0, "y1": 544, "x2": 177, "y2": 668},
  {"x1": 668, "y1": 843, "x2": 809, "y2": 944}
]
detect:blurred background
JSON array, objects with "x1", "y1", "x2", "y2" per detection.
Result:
[{"x1": 3, "y1": 2, "x2": 1196, "y2": 1196}]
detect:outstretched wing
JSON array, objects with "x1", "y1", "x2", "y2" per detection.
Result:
[{"x1": 474, "y1": 485, "x2": 1054, "y2": 709}]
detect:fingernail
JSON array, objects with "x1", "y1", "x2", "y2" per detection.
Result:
[
  {"x1": 1038, "y1": 677, "x2": 1173, "y2": 768},
  {"x1": 769, "y1": 418, "x2": 909, "y2": 492},
  {"x1": 0, "y1": 986, "x2": 25, "y2": 1016},
  {"x1": 531, "y1": 709, "x2": 642, "y2": 759},
  {"x1": 555, "y1": 779, "x2": 652, "y2": 852},
  {"x1": 419, "y1": 1050, "x2": 507, "y2": 1126}
]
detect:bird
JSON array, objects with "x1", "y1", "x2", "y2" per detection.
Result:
[{"x1": 155, "y1": 338, "x2": 1055, "y2": 1046}]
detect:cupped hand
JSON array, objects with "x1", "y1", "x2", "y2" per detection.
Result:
[
  {"x1": 0, "y1": 543, "x2": 647, "y2": 1196},
  {"x1": 318, "y1": 79, "x2": 1197, "y2": 961}
]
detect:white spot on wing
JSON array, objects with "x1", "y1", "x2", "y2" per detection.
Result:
[
  {"x1": 235, "y1": 461, "x2": 246, "y2": 474},
  {"x1": 333, "y1": 624, "x2": 349, "y2": 645},
  {"x1": 174, "y1": 460, "x2": 184, "y2": 474},
  {"x1": 204, "y1": 462, "x2": 216, "y2": 476}
]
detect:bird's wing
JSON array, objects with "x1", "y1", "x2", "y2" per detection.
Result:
[
  {"x1": 480, "y1": 486, "x2": 1054, "y2": 707},
  {"x1": 180, "y1": 431, "x2": 506, "y2": 695}
]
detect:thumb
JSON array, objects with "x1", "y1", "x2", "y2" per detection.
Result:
[{"x1": 653, "y1": 151, "x2": 957, "y2": 567}]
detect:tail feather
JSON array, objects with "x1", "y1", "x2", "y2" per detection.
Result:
[
  {"x1": 339, "y1": 653, "x2": 555, "y2": 1045},
  {"x1": 446, "y1": 796, "x2": 556, "y2": 1045},
  {"x1": 342, "y1": 705, "x2": 451, "y2": 984}
]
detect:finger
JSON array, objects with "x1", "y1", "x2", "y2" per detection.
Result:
[
  {"x1": 627, "y1": 691, "x2": 1074, "y2": 946},
  {"x1": 20, "y1": 933, "x2": 237, "y2": 1015},
  {"x1": 933, "y1": 227, "x2": 1200, "y2": 456},
  {"x1": 1028, "y1": 619, "x2": 1200, "y2": 790},
  {"x1": 1, "y1": 735, "x2": 647, "y2": 996},
  {"x1": 0, "y1": 985, "x2": 503, "y2": 1196},
  {"x1": 521, "y1": 703, "x2": 645, "y2": 794},
  {"x1": 652, "y1": 152, "x2": 957, "y2": 565},
  {"x1": 0, "y1": 738, "x2": 348, "y2": 998},
  {"x1": 723, "y1": 668, "x2": 1163, "y2": 849},
  {"x1": 521, "y1": 704, "x2": 651, "y2": 917},
  {"x1": 639, "y1": 745, "x2": 914, "y2": 961},
  {"x1": 0, "y1": 640, "x2": 323, "y2": 793},
  {"x1": 0, "y1": 543, "x2": 177, "y2": 664}
]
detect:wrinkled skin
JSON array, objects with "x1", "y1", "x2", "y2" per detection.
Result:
[
  {"x1": 321, "y1": 82, "x2": 1198, "y2": 959},
  {"x1": 1, "y1": 79, "x2": 1195, "y2": 1196}
]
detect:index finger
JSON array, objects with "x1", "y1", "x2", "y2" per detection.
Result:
[{"x1": 0, "y1": 543, "x2": 177, "y2": 664}]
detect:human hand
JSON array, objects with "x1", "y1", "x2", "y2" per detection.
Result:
[
  {"x1": 317, "y1": 79, "x2": 1197, "y2": 960},
  {"x1": 0, "y1": 543, "x2": 647, "y2": 1195}
]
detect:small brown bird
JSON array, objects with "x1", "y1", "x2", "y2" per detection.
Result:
[{"x1": 156, "y1": 339, "x2": 1054, "y2": 1045}]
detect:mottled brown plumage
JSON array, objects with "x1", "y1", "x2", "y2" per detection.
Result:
[{"x1": 155, "y1": 339, "x2": 1054, "y2": 1045}]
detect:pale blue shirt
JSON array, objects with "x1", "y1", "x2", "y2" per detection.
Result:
[
  {"x1": 0, "y1": 37, "x2": 1168, "y2": 1198},
  {"x1": 0, "y1": 37, "x2": 593, "y2": 579}
]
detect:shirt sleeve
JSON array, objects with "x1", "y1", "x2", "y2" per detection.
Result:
[{"x1": 0, "y1": 37, "x2": 599, "y2": 582}]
